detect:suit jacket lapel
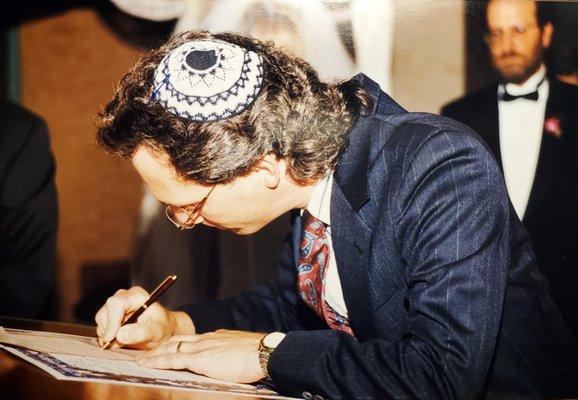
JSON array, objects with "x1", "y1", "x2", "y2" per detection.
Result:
[
  {"x1": 482, "y1": 86, "x2": 502, "y2": 170},
  {"x1": 523, "y1": 79, "x2": 568, "y2": 224},
  {"x1": 330, "y1": 79, "x2": 376, "y2": 339},
  {"x1": 331, "y1": 183, "x2": 373, "y2": 339}
]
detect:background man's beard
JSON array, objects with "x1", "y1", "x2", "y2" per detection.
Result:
[{"x1": 496, "y1": 53, "x2": 543, "y2": 85}]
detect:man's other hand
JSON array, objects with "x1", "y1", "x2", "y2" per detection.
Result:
[
  {"x1": 94, "y1": 286, "x2": 195, "y2": 350},
  {"x1": 135, "y1": 330, "x2": 266, "y2": 383}
]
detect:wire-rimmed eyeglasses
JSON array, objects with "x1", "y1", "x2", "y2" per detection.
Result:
[
  {"x1": 483, "y1": 24, "x2": 539, "y2": 45},
  {"x1": 164, "y1": 185, "x2": 216, "y2": 230}
]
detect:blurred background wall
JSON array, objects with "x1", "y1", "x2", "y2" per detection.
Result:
[
  {"x1": 392, "y1": 0, "x2": 465, "y2": 113},
  {"x1": 0, "y1": 0, "x2": 575, "y2": 322},
  {"x1": 19, "y1": 10, "x2": 144, "y2": 321}
]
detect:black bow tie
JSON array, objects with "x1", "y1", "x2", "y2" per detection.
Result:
[{"x1": 500, "y1": 90, "x2": 539, "y2": 102}]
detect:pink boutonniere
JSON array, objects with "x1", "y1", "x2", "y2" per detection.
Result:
[{"x1": 544, "y1": 116, "x2": 563, "y2": 139}]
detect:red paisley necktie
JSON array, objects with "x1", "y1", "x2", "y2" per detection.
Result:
[{"x1": 297, "y1": 210, "x2": 353, "y2": 336}]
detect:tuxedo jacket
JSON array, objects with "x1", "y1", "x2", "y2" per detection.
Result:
[
  {"x1": 441, "y1": 79, "x2": 578, "y2": 339},
  {"x1": 0, "y1": 101, "x2": 57, "y2": 318},
  {"x1": 182, "y1": 75, "x2": 578, "y2": 399}
]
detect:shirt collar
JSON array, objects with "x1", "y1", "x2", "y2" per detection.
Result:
[
  {"x1": 305, "y1": 173, "x2": 333, "y2": 226},
  {"x1": 501, "y1": 64, "x2": 547, "y2": 96}
]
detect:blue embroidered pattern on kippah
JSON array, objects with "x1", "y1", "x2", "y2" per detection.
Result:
[{"x1": 185, "y1": 50, "x2": 218, "y2": 70}]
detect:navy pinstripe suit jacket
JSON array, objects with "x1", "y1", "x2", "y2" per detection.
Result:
[
  {"x1": 442, "y1": 80, "x2": 578, "y2": 339},
  {"x1": 183, "y1": 75, "x2": 578, "y2": 399}
]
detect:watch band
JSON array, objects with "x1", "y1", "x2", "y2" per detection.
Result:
[
  {"x1": 258, "y1": 334, "x2": 274, "y2": 380},
  {"x1": 258, "y1": 332, "x2": 286, "y2": 381}
]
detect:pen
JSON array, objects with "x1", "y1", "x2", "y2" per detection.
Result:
[{"x1": 100, "y1": 275, "x2": 178, "y2": 350}]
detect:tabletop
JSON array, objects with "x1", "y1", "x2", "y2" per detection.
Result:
[{"x1": 0, "y1": 316, "x2": 267, "y2": 400}]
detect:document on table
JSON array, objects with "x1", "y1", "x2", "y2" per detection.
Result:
[{"x1": 0, "y1": 327, "x2": 294, "y2": 399}]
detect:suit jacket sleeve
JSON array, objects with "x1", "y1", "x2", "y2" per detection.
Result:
[
  {"x1": 179, "y1": 212, "x2": 322, "y2": 334},
  {"x1": 267, "y1": 124, "x2": 511, "y2": 399},
  {"x1": 0, "y1": 110, "x2": 57, "y2": 318}
]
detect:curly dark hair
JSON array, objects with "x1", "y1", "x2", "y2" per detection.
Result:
[{"x1": 97, "y1": 30, "x2": 372, "y2": 185}]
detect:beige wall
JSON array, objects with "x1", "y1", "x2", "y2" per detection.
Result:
[
  {"x1": 392, "y1": 0, "x2": 465, "y2": 113},
  {"x1": 20, "y1": 9, "x2": 143, "y2": 321}
]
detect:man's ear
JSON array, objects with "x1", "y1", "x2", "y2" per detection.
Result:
[
  {"x1": 541, "y1": 22, "x2": 554, "y2": 49},
  {"x1": 256, "y1": 154, "x2": 281, "y2": 189}
]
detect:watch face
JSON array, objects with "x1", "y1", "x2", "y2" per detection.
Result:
[{"x1": 263, "y1": 332, "x2": 286, "y2": 349}]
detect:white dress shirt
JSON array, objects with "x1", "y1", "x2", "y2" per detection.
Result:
[
  {"x1": 498, "y1": 65, "x2": 549, "y2": 220},
  {"x1": 304, "y1": 173, "x2": 349, "y2": 319}
]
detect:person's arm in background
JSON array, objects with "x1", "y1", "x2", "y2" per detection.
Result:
[{"x1": 0, "y1": 102, "x2": 57, "y2": 318}]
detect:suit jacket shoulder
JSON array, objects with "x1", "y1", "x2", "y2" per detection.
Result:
[
  {"x1": 0, "y1": 100, "x2": 46, "y2": 137},
  {"x1": 441, "y1": 85, "x2": 497, "y2": 119},
  {"x1": 0, "y1": 101, "x2": 49, "y2": 175},
  {"x1": 0, "y1": 102, "x2": 53, "y2": 206},
  {"x1": 551, "y1": 78, "x2": 578, "y2": 97},
  {"x1": 440, "y1": 84, "x2": 502, "y2": 165},
  {"x1": 548, "y1": 79, "x2": 578, "y2": 118}
]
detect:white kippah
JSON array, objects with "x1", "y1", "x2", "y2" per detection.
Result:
[{"x1": 150, "y1": 39, "x2": 264, "y2": 122}]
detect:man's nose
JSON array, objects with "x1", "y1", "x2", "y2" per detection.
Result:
[{"x1": 499, "y1": 34, "x2": 515, "y2": 54}]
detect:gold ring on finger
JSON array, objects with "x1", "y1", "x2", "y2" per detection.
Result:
[{"x1": 176, "y1": 340, "x2": 184, "y2": 353}]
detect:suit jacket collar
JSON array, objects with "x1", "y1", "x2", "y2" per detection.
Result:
[
  {"x1": 333, "y1": 73, "x2": 404, "y2": 211},
  {"x1": 329, "y1": 74, "x2": 404, "y2": 339},
  {"x1": 332, "y1": 74, "x2": 374, "y2": 211}
]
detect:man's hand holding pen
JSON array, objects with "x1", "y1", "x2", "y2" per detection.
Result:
[{"x1": 95, "y1": 285, "x2": 195, "y2": 350}]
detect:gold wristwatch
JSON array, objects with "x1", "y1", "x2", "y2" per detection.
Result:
[{"x1": 258, "y1": 332, "x2": 285, "y2": 379}]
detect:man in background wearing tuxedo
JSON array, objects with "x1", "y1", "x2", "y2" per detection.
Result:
[{"x1": 442, "y1": 0, "x2": 578, "y2": 338}]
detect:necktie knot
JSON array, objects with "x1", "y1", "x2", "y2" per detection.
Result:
[{"x1": 302, "y1": 210, "x2": 326, "y2": 237}]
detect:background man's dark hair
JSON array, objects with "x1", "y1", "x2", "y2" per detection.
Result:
[
  {"x1": 482, "y1": 0, "x2": 556, "y2": 32},
  {"x1": 536, "y1": 1, "x2": 555, "y2": 27},
  {"x1": 97, "y1": 30, "x2": 372, "y2": 186}
]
